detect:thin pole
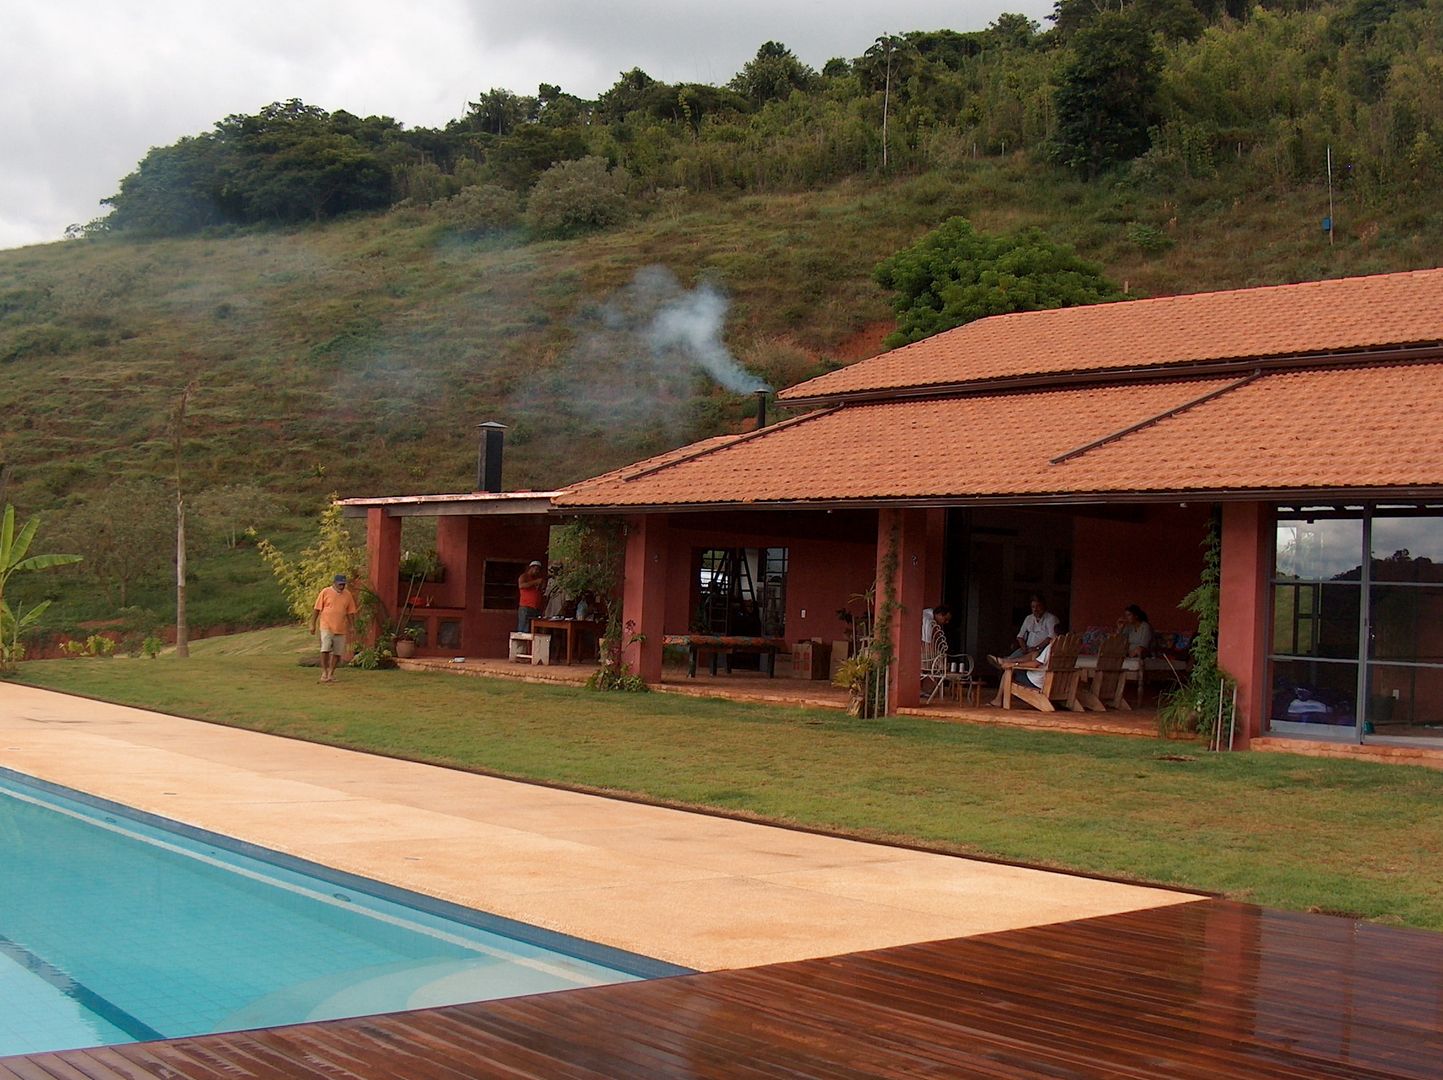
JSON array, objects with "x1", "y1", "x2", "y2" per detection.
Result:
[
  {"x1": 1326, "y1": 145, "x2": 1335, "y2": 247},
  {"x1": 1227, "y1": 683, "x2": 1238, "y2": 751}
]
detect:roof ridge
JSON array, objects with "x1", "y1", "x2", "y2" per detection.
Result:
[{"x1": 623, "y1": 406, "x2": 842, "y2": 481}]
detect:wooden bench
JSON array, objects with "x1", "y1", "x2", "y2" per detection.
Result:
[{"x1": 663, "y1": 634, "x2": 789, "y2": 677}]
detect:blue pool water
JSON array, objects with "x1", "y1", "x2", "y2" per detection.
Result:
[{"x1": 0, "y1": 769, "x2": 686, "y2": 1057}]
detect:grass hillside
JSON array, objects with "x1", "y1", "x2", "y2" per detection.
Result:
[{"x1": 5, "y1": 155, "x2": 1442, "y2": 632}]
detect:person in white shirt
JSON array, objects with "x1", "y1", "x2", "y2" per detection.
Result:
[
  {"x1": 921, "y1": 604, "x2": 953, "y2": 648},
  {"x1": 1005, "y1": 595, "x2": 1058, "y2": 660}
]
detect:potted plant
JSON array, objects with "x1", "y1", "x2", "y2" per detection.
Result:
[{"x1": 393, "y1": 626, "x2": 418, "y2": 659}]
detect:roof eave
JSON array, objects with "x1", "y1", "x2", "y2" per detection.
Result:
[{"x1": 556, "y1": 485, "x2": 1443, "y2": 515}]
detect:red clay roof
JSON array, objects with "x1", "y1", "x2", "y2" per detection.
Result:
[
  {"x1": 556, "y1": 363, "x2": 1443, "y2": 508},
  {"x1": 779, "y1": 268, "x2": 1443, "y2": 402}
]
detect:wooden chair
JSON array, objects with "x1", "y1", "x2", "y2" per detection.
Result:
[
  {"x1": 1077, "y1": 633, "x2": 1129, "y2": 712},
  {"x1": 1000, "y1": 633, "x2": 1084, "y2": 713}
]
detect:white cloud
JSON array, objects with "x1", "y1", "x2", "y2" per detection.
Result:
[{"x1": 0, "y1": 0, "x2": 1050, "y2": 249}]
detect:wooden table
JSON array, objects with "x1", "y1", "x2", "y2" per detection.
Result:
[
  {"x1": 662, "y1": 635, "x2": 789, "y2": 677},
  {"x1": 529, "y1": 619, "x2": 604, "y2": 664}
]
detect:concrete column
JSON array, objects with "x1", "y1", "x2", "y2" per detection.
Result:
[
  {"x1": 622, "y1": 514, "x2": 669, "y2": 684},
  {"x1": 878, "y1": 507, "x2": 928, "y2": 712},
  {"x1": 365, "y1": 508, "x2": 401, "y2": 644},
  {"x1": 434, "y1": 517, "x2": 470, "y2": 609},
  {"x1": 1218, "y1": 502, "x2": 1273, "y2": 746}
]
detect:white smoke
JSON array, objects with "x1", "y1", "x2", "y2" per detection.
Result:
[
  {"x1": 638, "y1": 268, "x2": 768, "y2": 394},
  {"x1": 508, "y1": 266, "x2": 769, "y2": 463}
]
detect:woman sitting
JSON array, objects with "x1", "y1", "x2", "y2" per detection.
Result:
[{"x1": 1117, "y1": 604, "x2": 1153, "y2": 658}]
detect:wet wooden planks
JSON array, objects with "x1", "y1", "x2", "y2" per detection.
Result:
[{"x1": 4, "y1": 900, "x2": 1441, "y2": 1079}]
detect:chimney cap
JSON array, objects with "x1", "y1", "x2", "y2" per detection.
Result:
[{"x1": 477, "y1": 421, "x2": 508, "y2": 430}]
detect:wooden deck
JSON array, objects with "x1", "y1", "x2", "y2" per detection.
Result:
[{"x1": 6, "y1": 899, "x2": 1440, "y2": 1078}]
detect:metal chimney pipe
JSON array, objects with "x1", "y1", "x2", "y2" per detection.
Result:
[
  {"x1": 754, "y1": 389, "x2": 769, "y2": 430},
  {"x1": 477, "y1": 422, "x2": 506, "y2": 492}
]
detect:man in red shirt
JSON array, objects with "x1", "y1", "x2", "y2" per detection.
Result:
[
  {"x1": 517, "y1": 560, "x2": 546, "y2": 633},
  {"x1": 309, "y1": 574, "x2": 358, "y2": 683}
]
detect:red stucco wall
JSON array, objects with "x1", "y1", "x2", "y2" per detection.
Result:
[
  {"x1": 1070, "y1": 505, "x2": 1210, "y2": 635},
  {"x1": 660, "y1": 514, "x2": 878, "y2": 647}
]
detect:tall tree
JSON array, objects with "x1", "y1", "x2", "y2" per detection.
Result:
[
  {"x1": 728, "y1": 41, "x2": 817, "y2": 106},
  {"x1": 1051, "y1": 11, "x2": 1163, "y2": 176}
]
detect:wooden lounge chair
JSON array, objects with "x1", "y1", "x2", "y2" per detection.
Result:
[
  {"x1": 1000, "y1": 633, "x2": 1084, "y2": 712},
  {"x1": 1076, "y1": 633, "x2": 1129, "y2": 712}
]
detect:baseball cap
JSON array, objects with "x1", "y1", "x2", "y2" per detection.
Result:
[
  {"x1": 333, "y1": 574, "x2": 348, "y2": 584},
  {"x1": 528, "y1": 560, "x2": 543, "y2": 567}
]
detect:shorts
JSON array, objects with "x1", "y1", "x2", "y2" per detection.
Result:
[{"x1": 320, "y1": 631, "x2": 346, "y2": 654}]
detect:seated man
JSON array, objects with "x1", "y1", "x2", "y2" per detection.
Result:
[
  {"x1": 922, "y1": 604, "x2": 953, "y2": 651},
  {"x1": 989, "y1": 635, "x2": 1056, "y2": 707},
  {"x1": 989, "y1": 594, "x2": 1058, "y2": 668}
]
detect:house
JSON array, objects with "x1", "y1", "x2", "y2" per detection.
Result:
[{"x1": 351, "y1": 268, "x2": 1443, "y2": 753}]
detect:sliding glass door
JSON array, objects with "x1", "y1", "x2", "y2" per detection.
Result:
[{"x1": 1270, "y1": 506, "x2": 1443, "y2": 744}]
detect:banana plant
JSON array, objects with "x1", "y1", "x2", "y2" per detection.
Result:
[
  {"x1": 2, "y1": 598, "x2": 54, "y2": 665},
  {"x1": 0, "y1": 504, "x2": 82, "y2": 669}
]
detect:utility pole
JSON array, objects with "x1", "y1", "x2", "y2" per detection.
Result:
[
  {"x1": 881, "y1": 35, "x2": 893, "y2": 172},
  {"x1": 1326, "y1": 144, "x2": 1335, "y2": 247},
  {"x1": 173, "y1": 382, "x2": 196, "y2": 658}
]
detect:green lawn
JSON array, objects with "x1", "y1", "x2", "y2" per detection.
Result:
[{"x1": 16, "y1": 627, "x2": 1443, "y2": 930}]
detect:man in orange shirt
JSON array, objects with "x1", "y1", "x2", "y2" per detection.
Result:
[
  {"x1": 517, "y1": 560, "x2": 546, "y2": 633},
  {"x1": 309, "y1": 574, "x2": 358, "y2": 683}
]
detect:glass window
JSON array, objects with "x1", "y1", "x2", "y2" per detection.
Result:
[
  {"x1": 1366, "y1": 664, "x2": 1443, "y2": 736},
  {"x1": 1271, "y1": 583, "x2": 1360, "y2": 659},
  {"x1": 437, "y1": 619, "x2": 462, "y2": 650},
  {"x1": 1274, "y1": 519, "x2": 1364, "y2": 581},
  {"x1": 1269, "y1": 659, "x2": 1359, "y2": 729},
  {"x1": 1370, "y1": 586, "x2": 1443, "y2": 664},
  {"x1": 1371, "y1": 514, "x2": 1443, "y2": 583},
  {"x1": 482, "y1": 560, "x2": 528, "y2": 611}
]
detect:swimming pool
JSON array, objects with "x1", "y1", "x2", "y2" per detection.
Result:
[{"x1": 0, "y1": 768, "x2": 688, "y2": 1057}]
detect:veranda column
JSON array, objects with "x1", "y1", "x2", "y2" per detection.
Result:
[
  {"x1": 622, "y1": 514, "x2": 669, "y2": 684},
  {"x1": 1217, "y1": 502, "x2": 1272, "y2": 747},
  {"x1": 878, "y1": 507, "x2": 928, "y2": 712},
  {"x1": 365, "y1": 507, "x2": 402, "y2": 645}
]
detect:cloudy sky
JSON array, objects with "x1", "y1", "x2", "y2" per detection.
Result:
[{"x1": 0, "y1": 0, "x2": 1051, "y2": 250}]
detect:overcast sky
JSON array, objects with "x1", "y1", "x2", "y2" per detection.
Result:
[{"x1": 0, "y1": 0, "x2": 1052, "y2": 250}]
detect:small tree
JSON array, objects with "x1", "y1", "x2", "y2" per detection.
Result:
[
  {"x1": 524, "y1": 157, "x2": 631, "y2": 239},
  {"x1": 191, "y1": 483, "x2": 283, "y2": 549},
  {"x1": 257, "y1": 497, "x2": 368, "y2": 625},
  {"x1": 56, "y1": 479, "x2": 172, "y2": 606},
  {"x1": 875, "y1": 216, "x2": 1124, "y2": 346}
]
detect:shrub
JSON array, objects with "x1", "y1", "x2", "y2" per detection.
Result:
[
  {"x1": 141, "y1": 636, "x2": 164, "y2": 659},
  {"x1": 439, "y1": 184, "x2": 521, "y2": 237},
  {"x1": 525, "y1": 157, "x2": 631, "y2": 238}
]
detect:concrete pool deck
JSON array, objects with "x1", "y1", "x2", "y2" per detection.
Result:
[{"x1": 0, "y1": 684, "x2": 1199, "y2": 971}]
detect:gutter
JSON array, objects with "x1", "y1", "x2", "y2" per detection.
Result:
[{"x1": 555, "y1": 486, "x2": 1443, "y2": 516}]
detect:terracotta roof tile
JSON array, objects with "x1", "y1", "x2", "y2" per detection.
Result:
[
  {"x1": 557, "y1": 363, "x2": 1443, "y2": 508},
  {"x1": 779, "y1": 268, "x2": 1443, "y2": 402}
]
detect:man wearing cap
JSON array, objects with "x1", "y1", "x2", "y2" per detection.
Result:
[
  {"x1": 309, "y1": 574, "x2": 358, "y2": 683},
  {"x1": 517, "y1": 560, "x2": 547, "y2": 633}
]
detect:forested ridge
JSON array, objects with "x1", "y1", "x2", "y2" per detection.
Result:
[
  {"x1": 4, "y1": 0, "x2": 1443, "y2": 634},
  {"x1": 85, "y1": 0, "x2": 1443, "y2": 236}
]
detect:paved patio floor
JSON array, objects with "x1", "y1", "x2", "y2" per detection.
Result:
[{"x1": 0, "y1": 684, "x2": 1197, "y2": 971}]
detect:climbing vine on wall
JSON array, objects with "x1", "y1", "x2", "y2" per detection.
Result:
[{"x1": 1158, "y1": 509, "x2": 1235, "y2": 741}]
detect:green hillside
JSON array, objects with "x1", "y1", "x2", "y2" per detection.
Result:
[{"x1": 6, "y1": 0, "x2": 1443, "y2": 636}]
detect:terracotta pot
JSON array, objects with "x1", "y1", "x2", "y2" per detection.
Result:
[{"x1": 394, "y1": 639, "x2": 417, "y2": 659}]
